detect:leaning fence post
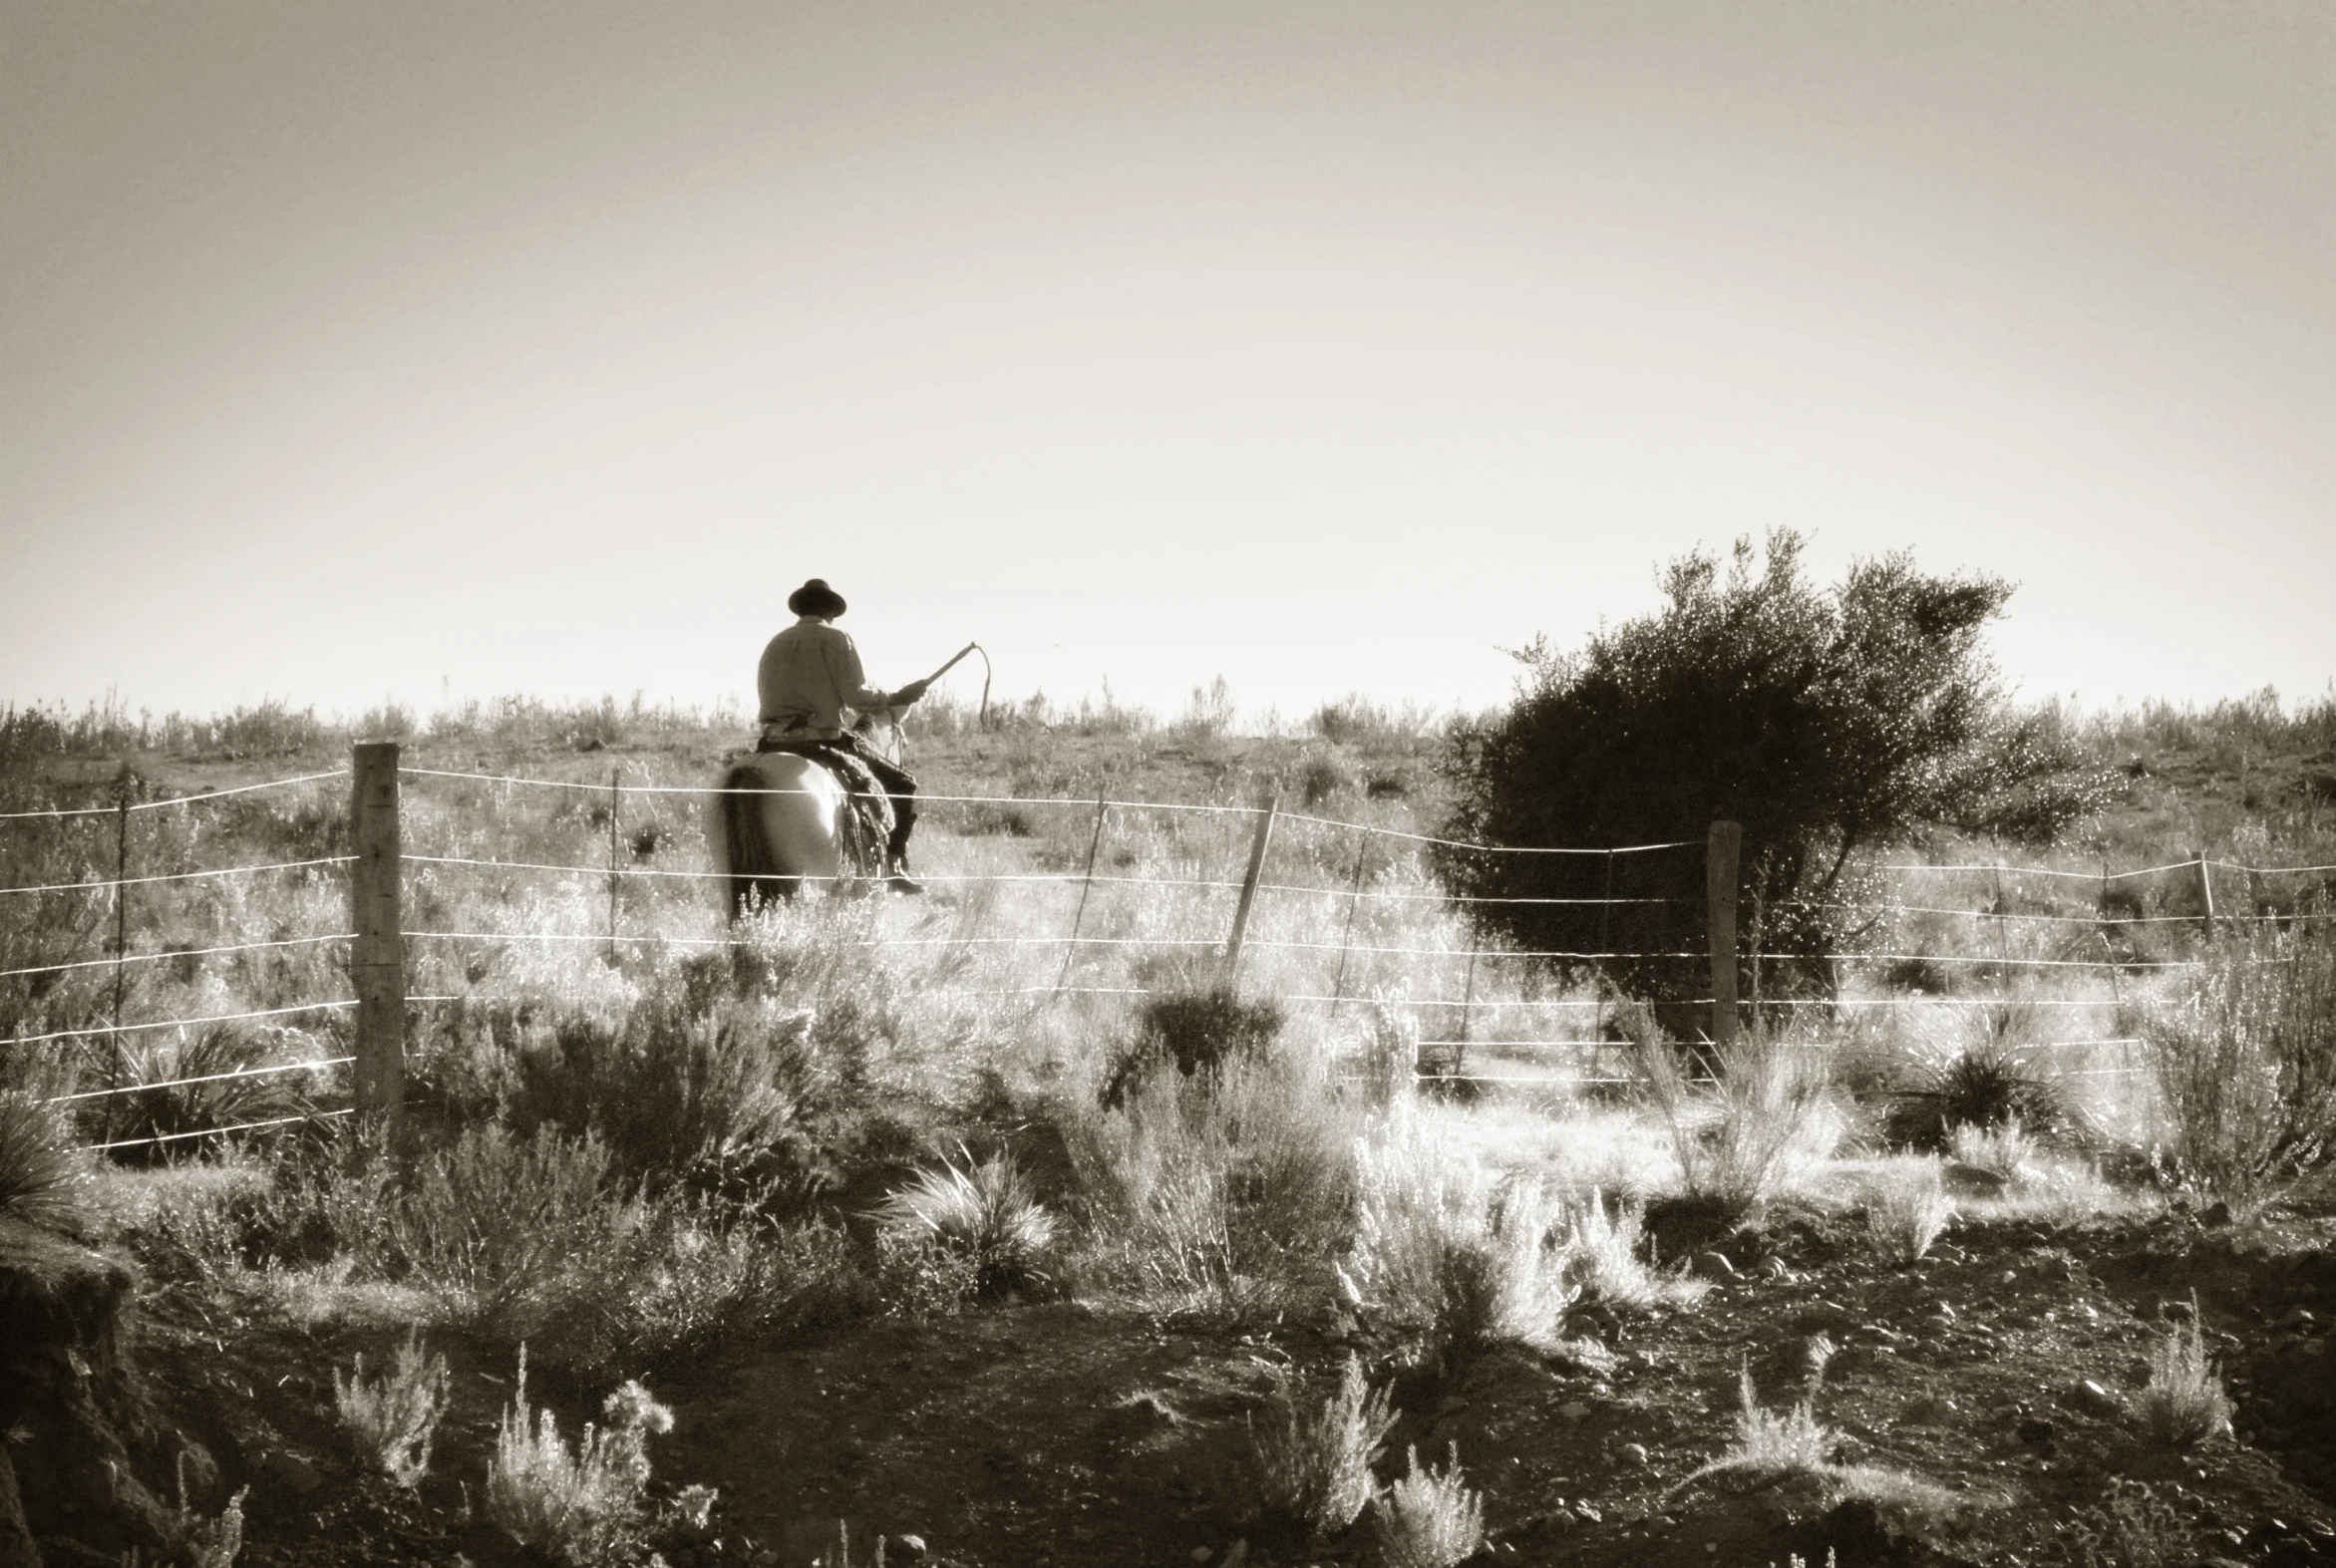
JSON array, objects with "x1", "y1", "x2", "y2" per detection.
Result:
[
  {"x1": 351, "y1": 743, "x2": 405, "y2": 1146},
  {"x1": 1706, "y1": 819, "x2": 1742, "y2": 1051},
  {"x1": 1327, "y1": 833, "x2": 1370, "y2": 1017},
  {"x1": 1054, "y1": 792, "x2": 1108, "y2": 996},
  {"x1": 1222, "y1": 788, "x2": 1280, "y2": 982}
]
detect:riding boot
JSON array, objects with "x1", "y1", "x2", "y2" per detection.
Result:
[{"x1": 883, "y1": 852, "x2": 926, "y2": 896}]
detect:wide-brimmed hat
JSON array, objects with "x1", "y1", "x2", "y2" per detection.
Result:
[{"x1": 788, "y1": 578, "x2": 846, "y2": 618}]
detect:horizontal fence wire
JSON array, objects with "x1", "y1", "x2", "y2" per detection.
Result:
[
  {"x1": 0, "y1": 856, "x2": 353, "y2": 898},
  {"x1": 81, "y1": 1105, "x2": 354, "y2": 1153},
  {"x1": 7, "y1": 1000, "x2": 356, "y2": 1046},
  {"x1": 0, "y1": 933, "x2": 352, "y2": 980},
  {"x1": 0, "y1": 769, "x2": 350, "y2": 821},
  {"x1": 46, "y1": 1056, "x2": 355, "y2": 1104}
]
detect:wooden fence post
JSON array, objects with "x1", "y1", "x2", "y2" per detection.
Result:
[
  {"x1": 1222, "y1": 788, "x2": 1279, "y2": 982},
  {"x1": 1327, "y1": 834, "x2": 1370, "y2": 1016},
  {"x1": 1706, "y1": 819, "x2": 1742, "y2": 1051},
  {"x1": 2194, "y1": 854, "x2": 2217, "y2": 937},
  {"x1": 351, "y1": 743, "x2": 405, "y2": 1145}
]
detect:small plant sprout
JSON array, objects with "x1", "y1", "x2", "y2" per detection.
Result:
[
  {"x1": 1371, "y1": 1443, "x2": 1485, "y2": 1568},
  {"x1": 1865, "y1": 1158, "x2": 1955, "y2": 1265},
  {"x1": 1674, "y1": 1349, "x2": 1839, "y2": 1494},
  {"x1": 168, "y1": 1450, "x2": 248, "y2": 1568},
  {"x1": 1250, "y1": 1353, "x2": 1397, "y2": 1538},
  {"x1": 486, "y1": 1346, "x2": 677, "y2": 1565},
  {"x1": 332, "y1": 1330, "x2": 453, "y2": 1486},
  {"x1": 2132, "y1": 1295, "x2": 2234, "y2": 1446}
]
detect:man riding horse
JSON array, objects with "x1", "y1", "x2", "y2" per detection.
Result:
[{"x1": 756, "y1": 578, "x2": 930, "y2": 894}]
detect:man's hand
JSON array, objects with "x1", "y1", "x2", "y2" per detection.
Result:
[{"x1": 891, "y1": 678, "x2": 931, "y2": 705}]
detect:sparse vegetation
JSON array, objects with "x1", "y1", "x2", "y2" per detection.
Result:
[
  {"x1": 332, "y1": 1331, "x2": 453, "y2": 1485},
  {"x1": 1249, "y1": 1353, "x2": 1396, "y2": 1538},
  {"x1": 1633, "y1": 1024, "x2": 1840, "y2": 1217},
  {"x1": 1863, "y1": 1157, "x2": 1954, "y2": 1264},
  {"x1": 486, "y1": 1348, "x2": 674, "y2": 1565},
  {"x1": 1371, "y1": 1443, "x2": 1485, "y2": 1568},
  {"x1": 2132, "y1": 1298, "x2": 2235, "y2": 1447}
]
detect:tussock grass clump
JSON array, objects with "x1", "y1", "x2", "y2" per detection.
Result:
[
  {"x1": 2132, "y1": 1298, "x2": 2234, "y2": 1446},
  {"x1": 1886, "y1": 1049, "x2": 2071, "y2": 1152},
  {"x1": 487, "y1": 1348, "x2": 673, "y2": 1566},
  {"x1": 1250, "y1": 1354, "x2": 1396, "y2": 1538},
  {"x1": 2143, "y1": 924, "x2": 2336, "y2": 1216},
  {"x1": 0, "y1": 1090, "x2": 94, "y2": 1234},
  {"x1": 1863, "y1": 1158, "x2": 1954, "y2": 1264},
  {"x1": 1371, "y1": 1443, "x2": 1484, "y2": 1568},
  {"x1": 100, "y1": 1024, "x2": 320, "y2": 1158},
  {"x1": 1632, "y1": 1021, "x2": 1840, "y2": 1217},
  {"x1": 873, "y1": 1145, "x2": 1056, "y2": 1298},
  {"x1": 333, "y1": 1331, "x2": 452, "y2": 1485}
]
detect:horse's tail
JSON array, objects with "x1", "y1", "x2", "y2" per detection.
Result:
[{"x1": 721, "y1": 763, "x2": 797, "y2": 916}]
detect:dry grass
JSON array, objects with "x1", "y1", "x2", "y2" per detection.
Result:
[
  {"x1": 0, "y1": 1089, "x2": 94, "y2": 1234},
  {"x1": 1371, "y1": 1443, "x2": 1485, "y2": 1568},
  {"x1": 1863, "y1": 1157, "x2": 1955, "y2": 1265},
  {"x1": 872, "y1": 1145, "x2": 1057, "y2": 1297},
  {"x1": 1564, "y1": 1189, "x2": 1710, "y2": 1311},
  {"x1": 2131, "y1": 1300, "x2": 2234, "y2": 1446},
  {"x1": 1249, "y1": 1353, "x2": 1396, "y2": 1538},
  {"x1": 1631, "y1": 1023, "x2": 1842, "y2": 1218},
  {"x1": 333, "y1": 1331, "x2": 453, "y2": 1486}
]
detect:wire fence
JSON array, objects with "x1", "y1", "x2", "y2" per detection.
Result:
[{"x1": 7, "y1": 754, "x2": 2334, "y2": 1149}]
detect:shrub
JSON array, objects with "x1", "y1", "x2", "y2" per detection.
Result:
[
  {"x1": 1435, "y1": 530, "x2": 2104, "y2": 1010},
  {"x1": 1371, "y1": 1443, "x2": 1484, "y2": 1568},
  {"x1": 393, "y1": 1124, "x2": 638, "y2": 1336},
  {"x1": 1346, "y1": 1130, "x2": 1575, "y2": 1357},
  {"x1": 502, "y1": 991, "x2": 823, "y2": 1193},
  {"x1": 872, "y1": 1146, "x2": 1056, "y2": 1298},
  {"x1": 1945, "y1": 1117, "x2": 2040, "y2": 1182},
  {"x1": 2142, "y1": 925, "x2": 2336, "y2": 1215},
  {"x1": 486, "y1": 1348, "x2": 672, "y2": 1566},
  {"x1": 0, "y1": 1090, "x2": 94, "y2": 1234},
  {"x1": 1250, "y1": 1354, "x2": 1396, "y2": 1538},
  {"x1": 2070, "y1": 1479, "x2": 2196, "y2": 1568},
  {"x1": 1565, "y1": 1190, "x2": 1709, "y2": 1311},
  {"x1": 333, "y1": 1331, "x2": 452, "y2": 1485},
  {"x1": 1100, "y1": 987, "x2": 1284, "y2": 1108},
  {"x1": 2132, "y1": 1301, "x2": 2234, "y2": 1447},
  {"x1": 1863, "y1": 1159, "x2": 1954, "y2": 1265},
  {"x1": 1072, "y1": 1056, "x2": 1355, "y2": 1318}
]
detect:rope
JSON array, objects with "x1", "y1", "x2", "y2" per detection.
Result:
[
  {"x1": 0, "y1": 856, "x2": 353, "y2": 898},
  {"x1": 46, "y1": 1057, "x2": 353, "y2": 1103},
  {"x1": 0, "y1": 770, "x2": 349, "y2": 821},
  {"x1": 0, "y1": 933, "x2": 351, "y2": 980}
]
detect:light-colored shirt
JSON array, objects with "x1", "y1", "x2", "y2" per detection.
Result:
[{"x1": 757, "y1": 618, "x2": 889, "y2": 739}]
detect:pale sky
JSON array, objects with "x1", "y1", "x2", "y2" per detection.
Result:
[{"x1": 5, "y1": 2, "x2": 2332, "y2": 725}]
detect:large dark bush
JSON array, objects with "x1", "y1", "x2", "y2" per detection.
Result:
[{"x1": 1436, "y1": 531, "x2": 2105, "y2": 1013}]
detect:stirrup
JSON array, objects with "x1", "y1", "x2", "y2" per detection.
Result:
[{"x1": 883, "y1": 857, "x2": 925, "y2": 895}]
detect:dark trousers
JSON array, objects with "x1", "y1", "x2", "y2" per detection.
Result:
[{"x1": 756, "y1": 733, "x2": 918, "y2": 862}]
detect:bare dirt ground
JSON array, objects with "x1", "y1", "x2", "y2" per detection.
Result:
[{"x1": 120, "y1": 1201, "x2": 2335, "y2": 1568}]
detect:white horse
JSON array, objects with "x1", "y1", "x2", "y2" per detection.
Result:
[{"x1": 704, "y1": 709, "x2": 905, "y2": 916}]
